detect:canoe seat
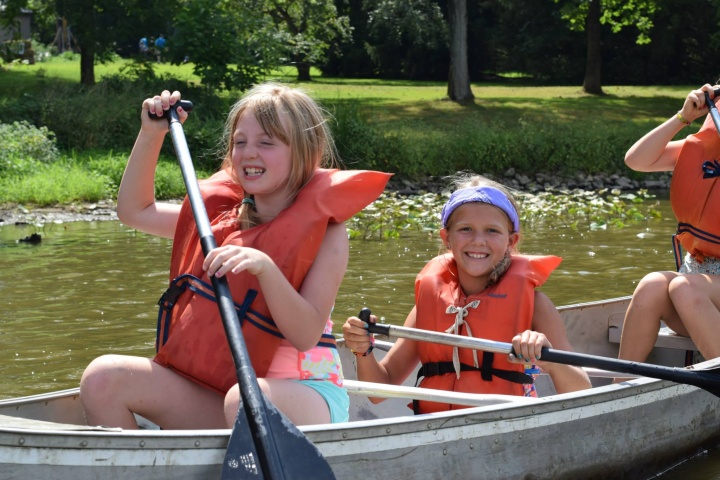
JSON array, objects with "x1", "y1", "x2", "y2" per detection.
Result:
[{"x1": 607, "y1": 313, "x2": 698, "y2": 351}]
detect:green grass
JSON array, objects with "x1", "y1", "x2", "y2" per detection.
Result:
[{"x1": 0, "y1": 57, "x2": 697, "y2": 207}]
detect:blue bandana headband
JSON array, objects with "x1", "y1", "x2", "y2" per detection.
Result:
[{"x1": 440, "y1": 186, "x2": 520, "y2": 232}]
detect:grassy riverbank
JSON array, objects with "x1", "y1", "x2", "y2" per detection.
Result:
[{"x1": 0, "y1": 56, "x2": 696, "y2": 207}]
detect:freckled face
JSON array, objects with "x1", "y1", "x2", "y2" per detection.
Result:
[
  {"x1": 231, "y1": 113, "x2": 293, "y2": 201},
  {"x1": 440, "y1": 202, "x2": 518, "y2": 292}
]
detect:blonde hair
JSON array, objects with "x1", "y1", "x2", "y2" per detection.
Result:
[{"x1": 221, "y1": 82, "x2": 338, "y2": 229}]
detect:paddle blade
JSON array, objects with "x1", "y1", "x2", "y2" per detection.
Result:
[
  {"x1": 222, "y1": 411, "x2": 263, "y2": 478},
  {"x1": 222, "y1": 396, "x2": 336, "y2": 479}
]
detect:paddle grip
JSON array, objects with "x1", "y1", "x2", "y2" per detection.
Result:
[
  {"x1": 360, "y1": 308, "x2": 391, "y2": 336},
  {"x1": 704, "y1": 91, "x2": 720, "y2": 135},
  {"x1": 147, "y1": 100, "x2": 194, "y2": 121}
]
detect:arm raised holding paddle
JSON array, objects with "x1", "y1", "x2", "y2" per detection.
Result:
[
  {"x1": 619, "y1": 84, "x2": 720, "y2": 365},
  {"x1": 343, "y1": 173, "x2": 590, "y2": 415},
  {"x1": 79, "y1": 83, "x2": 390, "y2": 440}
]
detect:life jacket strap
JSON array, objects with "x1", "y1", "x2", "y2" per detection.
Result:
[
  {"x1": 155, "y1": 274, "x2": 337, "y2": 352},
  {"x1": 416, "y1": 355, "x2": 533, "y2": 385},
  {"x1": 673, "y1": 222, "x2": 720, "y2": 270},
  {"x1": 412, "y1": 355, "x2": 533, "y2": 415}
]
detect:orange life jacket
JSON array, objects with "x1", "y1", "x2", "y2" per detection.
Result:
[
  {"x1": 671, "y1": 111, "x2": 720, "y2": 265},
  {"x1": 154, "y1": 168, "x2": 391, "y2": 394},
  {"x1": 413, "y1": 253, "x2": 562, "y2": 414}
]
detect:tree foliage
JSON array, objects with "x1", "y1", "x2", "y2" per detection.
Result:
[
  {"x1": 364, "y1": 0, "x2": 447, "y2": 79},
  {"x1": 257, "y1": 0, "x2": 352, "y2": 81},
  {"x1": 170, "y1": 0, "x2": 282, "y2": 90}
]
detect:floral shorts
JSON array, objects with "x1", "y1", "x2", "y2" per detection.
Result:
[{"x1": 679, "y1": 254, "x2": 720, "y2": 276}]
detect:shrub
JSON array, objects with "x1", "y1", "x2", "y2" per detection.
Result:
[{"x1": 0, "y1": 121, "x2": 60, "y2": 176}]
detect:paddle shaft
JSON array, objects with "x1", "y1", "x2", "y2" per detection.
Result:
[
  {"x1": 365, "y1": 321, "x2": 720, "y2": 397},
  {"x1": 166, "y1": 105, "x2": 285, "y2": 479},
  {"x1": 704, "y1": 90, "x2": 720, "y2": 134}
]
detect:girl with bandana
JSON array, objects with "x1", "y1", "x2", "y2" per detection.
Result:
[{"x1": 342, "y1": 173, "x2": 590, "y2": 414}]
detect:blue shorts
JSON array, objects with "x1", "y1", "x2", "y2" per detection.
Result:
[{"x1": 296, "y1": 380, "x2": 349, "y2": 423}]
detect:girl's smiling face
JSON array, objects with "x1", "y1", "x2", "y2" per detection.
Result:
[
  {"x1": 231, "y1": 112, "x2": 293, "y2": 212},
  {"x1": 440, "y1": 202, "x2": 519, "y2": 296}
]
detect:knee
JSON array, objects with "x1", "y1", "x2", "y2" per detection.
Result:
[
  {"x1": 80, "y1": 355, "x2": 129, "y2": 403},
  {"x1": 668, "y1": 275, "x2": 702, "y2": 303},
  {"x1": 223, "y1": 384, "x2": 240, "y2": 427},
  {"x1": 632, "y1": 272, "x2": 672, "y2": 303}
]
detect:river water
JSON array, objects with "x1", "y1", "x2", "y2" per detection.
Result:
[{"x1": 0, "y1": 198, "x2": 716, "y2": 478}]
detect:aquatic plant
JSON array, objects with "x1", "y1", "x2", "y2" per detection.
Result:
[{"x1": 348, "y1": 188, "x2": 662, "y2": 240}]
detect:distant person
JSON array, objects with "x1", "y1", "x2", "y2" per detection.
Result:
[
  {"x1": 154, "y1": 34, "x2": 166, "y2": 63},
  {"x1": 138, "y1": 37, "x2": 149, "y2": 58},
  {"x1": 343, "y1": 173, "x2": 591, "y2": 414},
  {"x1": 79, "y1": 83, "x2": 390, "y2": 429},
  {"x1": 618, "y1": 84, "x2": 720, "y2": 363}
]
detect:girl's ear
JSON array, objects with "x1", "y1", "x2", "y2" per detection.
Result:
[
  {"x1": 508, "y1": 231, "x2": 520, "y2": 250},
  {"x1": 439, "y1": 228, "x2": 449, "y2": 248}
]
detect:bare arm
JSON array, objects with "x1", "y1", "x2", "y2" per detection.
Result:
[
  {"x1": 625, "y1": 84, "x2": 717, "y2": 173},
  {"x1": 342, "y1": 307, "x2": 421, "y2": 404},
  {"x1": 116, "y1": 90, "x2": 186, "y2": 239},
  {"x1": 205, "y1": 222, "x2": 350, "y2": 352},
  {"x1": 523, "y1": 292, "x2": 591, "y2": 393}
]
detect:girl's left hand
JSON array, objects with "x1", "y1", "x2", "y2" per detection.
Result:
[
  {"x1": 203, "y1": 245, "x2": 272, "y2": 278},
  {"x1": 508, "y1": 330, "x2": 552, "y2": 364}
]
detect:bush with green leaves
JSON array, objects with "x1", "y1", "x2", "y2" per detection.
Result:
[{"x1": 0, "y1": 121, "x2": 60, "y2": 176}]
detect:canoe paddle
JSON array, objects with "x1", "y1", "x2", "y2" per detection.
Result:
[
  {"x1": 153, "y1": 101, "x2": 335, "y2": 479},
  {"x1": 704, "y1": 87, "x2": 720, "y2": 134},
  {"x1": 358, "y1": 308, "x2": 720, "y2": 398}
]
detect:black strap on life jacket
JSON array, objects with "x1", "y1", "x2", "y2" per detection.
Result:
[
  {"x1": 672, "y1": 223, "x2": 720, "y2": 271},
  {"x1": 155, "y1": 273, "x2": 336, "y2": 352},
  {"x1": 411, "y1": 352, "x2": 533, "y2": 414}
]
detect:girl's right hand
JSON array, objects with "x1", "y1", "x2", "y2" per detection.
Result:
[
  {"x1": 140, "y1": 90, "x2": 188, "y2": 131},
  {"x1": 342, "y1": 314, "x2": 377, "y2": 356},
  {"x1": 678, "y1": 84, "x2": 719, "y2": 124}
]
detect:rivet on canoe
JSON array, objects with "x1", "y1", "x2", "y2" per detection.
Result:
[
  {"x1": 385, "y1": 428, "x2": 391, "y2": 434},
  {"x1": 443, "y1": 449, "x2": 448, "y2": 456},
  {"x1": 194, "y1": 441, "x2": 200, "y2": 447},
  {"x1": 427, "y1": 423, "x2": 433, "y2": 429},
  {"x1": 469, "y1": 443, "x2": 474, "y2": 450},
  {"x1": 80, "y1": 441, "x2": 88, "y2": 447},
  {"x1": 139, "y1": 441, "x2": 146, "y2": 448},
  {"x1": 342, "y1": 432, "x2": 348, "y2": 439},
  {"x1": 18, "y1": 438, "x2": 25, "y2": 445}
]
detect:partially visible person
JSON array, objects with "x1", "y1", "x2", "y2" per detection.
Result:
[
  {"x1": 80, "y1": 82, "x2": 390, "y2": 430},
  {"x1": 154, "y1": 34, "x2": 166, "y2": 62},
  {"x1": 618, "y1": 84, "x2": 720, "y2": 363},
  {"x1": 343, "y1": 173, "x2": 591, "y2": 414}
]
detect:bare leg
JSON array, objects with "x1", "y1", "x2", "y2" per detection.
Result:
[
  {"x1": 618, "y1": 272, "x2": 682, "y2": 362},
  {"x1": 224, "y1": 378, "x2": 330, "y2": 428},
  {"x1": 80, "y1": 355, "x2": 227, "y2": 429},
  {"x1": 668, "y1": 273, "x2": 720, "y2": 360}
]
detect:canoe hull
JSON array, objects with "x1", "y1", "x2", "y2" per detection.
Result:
[{"x1": 1, "y1": 296, "x2": 718, "y2": 479}]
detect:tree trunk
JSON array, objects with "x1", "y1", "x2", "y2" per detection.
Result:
[
  {"x1": 582, "y1": 0, "x2": 603, "y2": 95},
  {"x1": 295, "y1": 56, "x2": 311, "y2": 81},
  {"x1": 447, "y1": 0, "x2": 474, "y2": 103},
  {"x1": 80, "y1": 46, "x2": 95, "y2": 86}
]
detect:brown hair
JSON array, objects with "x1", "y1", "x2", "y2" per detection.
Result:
[{"x1": 221, "y1": 82, "x2": 338, "y2": 229}]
